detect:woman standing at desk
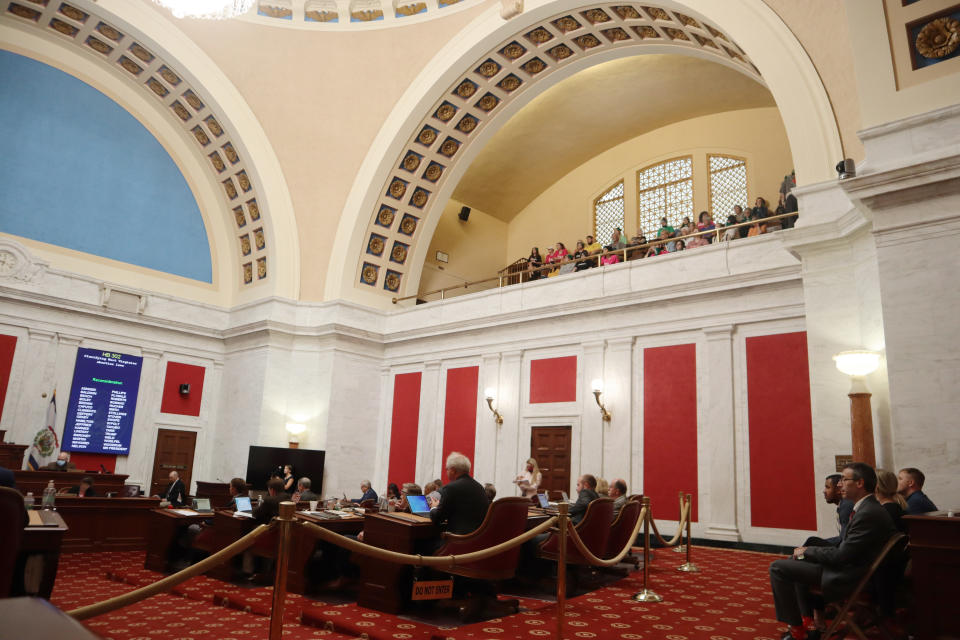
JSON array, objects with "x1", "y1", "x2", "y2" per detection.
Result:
[
  {"x1": 281, "y1": 464, "x2": 295, "y2": 493},
  {"x1": 514, "y1": 458, "x2": 541, "y2": 498}
]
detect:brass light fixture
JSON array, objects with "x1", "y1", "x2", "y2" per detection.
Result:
[
  {"x1": 484, "y1": 388, "x2": 504, "y2": 425},
  {"x1": 591, "y1": 379, "x2": 611, "y2": 422}
]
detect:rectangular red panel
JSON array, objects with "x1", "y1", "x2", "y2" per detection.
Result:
[
  {"x1": 746, "y1": 332, "x2": 817, "y2": 530},
  {"x1": 530, "y1": 355, "x2": 577, "y2": 403},
  {"x1": 69, "y1": 452, "x2": 117, "y2": 473},
  {"x1": 0, "y1": 334, "x2": 16, "y2": 421},
  {"x1": 442, "y1": 366, "x2": 479, "y2": 475},
  {"x1": 388, "y1": 372, "x2": 422, "y2": 488},
  {"x1": 643, "y1": 344, "x2": 698, "y2": 521},
  {"x1": 160, "y1": 361, "x2": 206, "y2": 416}
]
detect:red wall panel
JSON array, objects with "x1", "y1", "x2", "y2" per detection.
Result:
[
  {"x1": 643, "y1": 344, "x2": 698, "y2": 521},
  {"x1": 442, "y1": 366, "x2": 479, "y2": 475},
  {"x1": 69, "y1": 452, "x2": 117, "y2": 473},
  {"x1": 746, "y1": 332, "x2": 817, "y2": 530},
  {"x1": 530, "y1": 355, "x2": 577, "y2": 403},
  {"x1": 0, "y1": 334, "x2": 16, "y2": 421},
  {"x1": 387, "y1": 372, "x2": 422, "y2": 488},
  {"x1": 160, "y1": 361, "x2": 206, "y2": 416}
]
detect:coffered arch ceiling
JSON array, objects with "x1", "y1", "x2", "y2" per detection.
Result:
[
  {"x1": 1, "y1": 0, "x2": 300, "y2": 299},
  {"x1": 453, "y1": 53, "x2": 776, "y2": 220}
]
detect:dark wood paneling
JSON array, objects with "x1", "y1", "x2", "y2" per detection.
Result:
[
  {"x1": 150, "y1": 429, "x2": 197, "y2": 497},
  {"x1": 0, "y1": 442, "x2": 27, "y2": 469},
  {"x1": 905, "y1": 513, "x2": 960, "y2": 640},
  {"x1": 14, "y1": 470, "x2": 129, "y2": 497},
  {"x1": 532, "y1": 426, "x2": 571, "y2": 500},
  {"x1": 43, "y1": 497, "x2": 160, "y2": 552}
]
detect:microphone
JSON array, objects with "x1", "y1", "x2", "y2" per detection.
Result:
[{"x1": 100, "y1": 464, "x2": 109, "y2": 474}]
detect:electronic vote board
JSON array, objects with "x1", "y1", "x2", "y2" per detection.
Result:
[{"x1": 62, "y1": 348, "x2": 143, "y2": 454}]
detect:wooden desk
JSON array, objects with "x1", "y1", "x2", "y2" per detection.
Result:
[
  {"x1": 904, "y1": 512, "x2": 960, "y2": 640},
  {"x1": 0, "y1": 442, "x2": 27, "y2": 469},
  {"x1": 195, "y1": 481, "x2": 235, "y2": 509},
  {"x1": 48, "y1": 496, "x2": 161, "y2": 552},
  {"x1": 0, "y1": 597, "x2": 103, "y2": 640},
  {"x1": 16, "y1": 510, "x2": 68, "y2": 599},
  {"x1": 145, "y1": 508, "x2": 208, "y2": 572},
  {"x1": 14, "y1": 470, "x2": 129, "y2": 496},
  {"x1": 358, "y1": 512, "x2": 439, "y2": 613},
  {"x1": 291, "y1": 511, "x2": 364, "y2": 594}
]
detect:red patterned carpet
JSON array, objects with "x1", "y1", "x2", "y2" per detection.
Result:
[{"x1": 49, "y1": 546, "x2": 795, "y2": 640}]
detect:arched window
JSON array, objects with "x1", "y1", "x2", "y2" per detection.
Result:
[
  {"x1": 636, "y1": 157, "x2": 693, "y2": 236},
  {"x1": 594, "y1": 180, "x2": 624, "y2": 245},
  {"x1": 708, "y1": 154, "x2": 748, "y2": 221}
]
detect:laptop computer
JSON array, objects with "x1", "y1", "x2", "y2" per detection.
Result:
[
  {"x1": 122, "y1": 484, "x2": 140, "y2": 497},
  {"x1": 537, "y1": 493, "x2": 550, "y2": 509},
  {"x1": 234, "y1": 496, "x2": 253, "y2": 513},
  {"x1": 406, "y1": 494, "x2": 431, "y2": 515},
  {"x1": 561, "y1": 491, "x2": 570, "y2": 502},
  {"x1": 192, "y1": 498, "x2": 213, "y2": 513}
]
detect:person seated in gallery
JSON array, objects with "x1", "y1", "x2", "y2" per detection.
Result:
[
  {"x1": 0, "y1": 465, "x2": 14, "y2": 488},
  {"x1": 65, "y1": 476, "x2": 96, "y2": 497},
  {"x1": 608, "y1": 478, "x2": 628, "y2": 518},
  {"x1": 351, "y1": 479, "x2": 378, "y2": 504},
  {"x1": 292, "y1": 477, "x2": 319, "y2": 503},
  {"x1": 897, "y1": 467, "x2": 937, "y2": 514},
  {"x1": 484, "y1": 482, "x2": 497, "y2": 502},
  {"x1": 769, "y1": 462, "x2": 896, "y2": 640},
  {"x1": 399, "y1": 482, "x2": 423, "y2": 512},
  {"x1": 569, "y1": 474, "x2": 600, "y2": 525},
  {"x1": 428, "y1": 452, "x2": 489, "y2": 535},
  {"x1": 44, "y1": 451, "x2": 77, "y2": 471},
  {"x1": 422, "y1": 480, "x2": 440, "y2": 505},
  {"x1": 803, "y1": 473, "x2": 853, "y2": 548}
]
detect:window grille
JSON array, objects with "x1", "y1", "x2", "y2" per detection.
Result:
[
  {"x1": 636, "y1": 157, "x2": 693, "y2": 236},
  {"x1": 594, "y1": 180, "x2": 624, "y2": 246},
  {"x1": 708, "y1": 154, "x2": 748, "y2": 222}
]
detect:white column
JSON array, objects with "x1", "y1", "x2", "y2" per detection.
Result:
[
  {"x1": 475, "y1": 354, "x2": 501, "y2": 486},
  {"x1": 372, "y1": 365, "x2": 394, "y2": 493},
  {"x1": 602, "y1": 337, "x2": 633, "y2": 483},
  {"x1": 416, "y1": 360, "x2": 442, "y2": 483},
  {"x1": 700, "y1": 326, "x2": 740, "y2": 541},
  {"x1": 497, "y1": 350, "x2": 523, "y2": 497},
  {"x1": 10, "y1": 329, "x2": 57, "y2": 451},
  {"x1": 119, "y1": 348, "x2": 162, "y2": 486},
  {"x1": 579, "y1": 341, "x2": 605, "y2": 478}
]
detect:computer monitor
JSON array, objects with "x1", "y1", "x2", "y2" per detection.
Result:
[{"x1": 122, "y1": 484, "x2": 140, "y2": 497}]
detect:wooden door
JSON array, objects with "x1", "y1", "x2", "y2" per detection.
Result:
[
  {"x1": 531, "y1": 426, "x2": 572, "y2": 500},
  {"x1": 149, "y1": 429, "x2": 197, "y2": 497}
]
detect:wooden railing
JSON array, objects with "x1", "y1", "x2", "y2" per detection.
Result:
[{"x1": 393, "y1": 211, "x2": 799, "y2": 304}]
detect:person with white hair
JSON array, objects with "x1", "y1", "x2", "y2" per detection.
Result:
[
  {"x1": 428, "y1": 451, "x2": 489, "y2": 535},
  {"x1": 352, "y1": 479, "x2": 378, "y2": 504}
]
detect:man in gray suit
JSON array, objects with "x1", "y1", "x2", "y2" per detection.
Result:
[{"x1": 768, "y1": 462, "x2": 896, "y2": 640}]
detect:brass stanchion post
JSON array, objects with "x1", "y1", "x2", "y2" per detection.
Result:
[
  {"x1": 673, "y1": 491, "x2": 686, "y2": 553},
  {"x1": 269, "y1": 501, "x2": 295, "y2": 640},
  {"x1": 556, "y1": 502, "x2": 568, "y2": 640},
  {"x1": 677, "y1": 493, "x2": 699, "y2": 572},
  {"x1": 633, "y1": 497, "x2": 662, "y2": 602}
]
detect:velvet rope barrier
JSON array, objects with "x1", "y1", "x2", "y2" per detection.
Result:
[
  {"x1": 564, "y1": 505, "x2": 648, "y2": 567},
  {"x1": 298, "y1": 515, "x2": 557, "y2": 567},
  {"x1": 648, "y1": 497, "x2": 691, "y2": 548},
  {"x1": 68, "y1": 522, "x2": 276, "y2": 621}
]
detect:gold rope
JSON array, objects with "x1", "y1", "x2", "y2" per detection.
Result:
[
  {"x1": 648, "y1": 499, "x2": 690, "y2": 547},
  {"x1": 564, "y1": 505, "x2": 648, "y2": 567},
  {"x1": 299, "y1": 515, "x2": 557, "y2": 567},
  {"x1": 68, "y1": 522, "x2": 276, "y2": 620}
]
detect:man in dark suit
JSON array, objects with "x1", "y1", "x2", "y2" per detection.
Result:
[
  {"x1": 769, "y1": 462, "x2": 896, "y2": 640},
  {"x1": 569, "y1": 474, "x2": 599, "y2": 525},
  {"x1": 897, "y1": 467, "x2": 938, "y2": 514},
  {"x1": 163, "y1": 470, "x2": 187, "y2": 507},
  {"x1": 428, "y1": 451, "x2": 488, "y2": 535},
  {"x1": 803, "y1": 473, "x2": 854, "y2": 547},
  {"x1": 351, "y1": 479, "x2": 378, "y2": 504},
  {"x1": 253, "y1": 477, "x2": 291, "y2": 524},
  {"x1": 295, "y1": 477, "x2": 319, "y2": 502},
  {"x1": 67, "y1": 476, "x2": 96, "y2": 497},
  {"x1": 0, "y1": 465, "x2": 15, "y2": 488},
  {"x1": 44, "y1": 451, "x2": 77, "y2": 471}
]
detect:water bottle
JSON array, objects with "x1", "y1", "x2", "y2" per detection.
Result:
[
  {"x1": 42, "y1": 480, "x2": 56, "y2": 510},
  {"x1": 24, "y1": 491, "x2": 35, "y2": 511},
  {"x1": 258, "y1": 494, "x2": 264, "y2": 508}
]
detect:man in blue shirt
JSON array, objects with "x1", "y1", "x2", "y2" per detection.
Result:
[
  {"x1": 352, "y1": 479, "x2": 378, "y2": 504},
  {"x1": 897, "y1": 467, "x2": 937, "y2": 514}
]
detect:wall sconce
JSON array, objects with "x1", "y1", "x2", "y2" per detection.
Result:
[
  {"x1": 285, "y1": 422, "x2": 306, "y2": 449},
  {"x1": 591, "y1": 379, "x2": 611, "y2": 422},
  {"x1": 832, "y1": 350, "x2": 881, "y2": 466},
  {"x1": 484, "y1": 388, "x2": 503, "y2": 425}
]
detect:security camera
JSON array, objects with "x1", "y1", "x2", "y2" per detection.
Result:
[{"x1": 836, "y1": 158, "x2": 855, "y2": 180}]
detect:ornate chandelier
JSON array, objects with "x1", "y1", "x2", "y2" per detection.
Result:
[{"x1": 152, "y1": 0, "x2": 256, "y2": 19}]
